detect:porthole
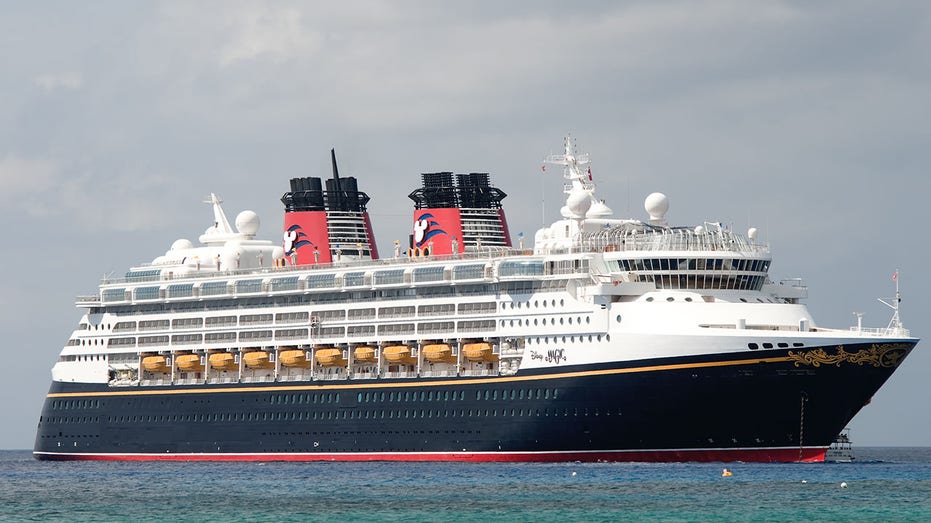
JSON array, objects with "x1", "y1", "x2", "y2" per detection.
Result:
[
  {"x1": 534, "y1": 319, "x2": 538, "y2": 326},
  {"x1": 534, "y1": 300, "x2": 539, "y2": 308},
  {"x1": 560, "y1": 299, "x2": 565, "y2": 306},
  {"x1": 762, "y1": 343, "x2": 774, "y2": 349},
  {"x1": 740, "y1": 298, "x2": 748, "y2": 303},
  {"x1": 777, "y1": 342, "x2": 788, "y2": 348},
  {"x1": 748, "y1": 343, "x2": 759, "y2": 350},
  {"x1": 586, "y1": 317, "x2": 590, "y2": 324},
  {"x1": 666, "y1": 297, "x2": 674, "y2": 302},
  {"x1": 685, "y1": 297, "x2": 693, "y2": 302},
  {"x1": 616, "y1": 315, "x2": 622, "y2": 323},
  {"x1": 646, "y1": 297, "x2": 654, "y2": 302},
  {"x1": 561, "y1": 318, "x2": 566, "y2": 325}
]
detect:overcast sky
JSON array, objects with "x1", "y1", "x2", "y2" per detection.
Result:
[{"x1": 1, "y1": 1, "x2": 929, "y2": 449}]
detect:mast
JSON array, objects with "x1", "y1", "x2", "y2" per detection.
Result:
[{"x1": 878, "y1": 270, "x2": 905, "y2": 335}]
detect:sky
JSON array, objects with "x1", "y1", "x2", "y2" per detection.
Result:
[{"x1": 1, "y1": 1, "x2": 929, "y2": 450}]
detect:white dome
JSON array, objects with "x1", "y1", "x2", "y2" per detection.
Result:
[
  {"x1": 644, "y1": 192, "x2": 669, "y2": 221},
  {"x1": 586, "y1": 200, "x2": 613, "y2": 218},
  {"x1": 235, "y1": 210, "x2": 260, "y2": 236},
  {"x1": 566, "y1": 189, "x2": 592, "y2": 219},
  {"x1": 748, "y1": 227, "x2": 758, "y2": 241},
  {"x1": 170, "y1": 239, "x2": 194, "y2": 251}
]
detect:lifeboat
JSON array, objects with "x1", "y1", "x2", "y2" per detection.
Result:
[
  {"x1": 142, "y1": 355, "x2": 170, "y2": 373},
  {"x1": 315, "y1": 348, "x2": 346, "y2": 367},
  {"x1": 384, "y1": 345, "x2": 417, "y2": 365},
  {"x1": 463, "y1": 342, "x2": 498, "y2": 362},
  {"x1": 353, "y1": 346, "x2": 377, "y2": 363},
  {"x1": 279, "y1": 349, "x2": 311, "y2": 368},
  {"x1": 242, "y1": 350, "x2": 274, "y2": 369},
  {"x1": 423, "y1": 344, "x2": 455, "y2": 363},
  {"x1": 208, "y1": 352, "x2": 237, "y2": 371},
  {"x1": 175, "y1": 353, "x2": 205, "y2": 372}
]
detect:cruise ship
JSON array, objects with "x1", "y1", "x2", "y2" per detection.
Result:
[{"x1": 34, "y1": 138, "x2": 918, "y2": 462}]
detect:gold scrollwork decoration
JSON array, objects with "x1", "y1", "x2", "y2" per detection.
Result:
[{"x1": 787, "y1": 344, "x2": 909, "y2": 369}]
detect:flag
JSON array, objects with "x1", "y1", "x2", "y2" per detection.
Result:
[
  {"x1": 587, "y1": 167, "x2": 593, "y2": 181},
  {"x1": 541, "y1": 165, "x2": 546, "y2": 173},
  {"x1": 892, "y1": 272, "x2": 898, "y2": 281}
]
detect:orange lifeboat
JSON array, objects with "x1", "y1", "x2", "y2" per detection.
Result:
[
  {"x1": 463, "y1": 342, "x2": 498, "y2": 362},
  {"x1": 208, "y1": 352, "x2": 237, "y2": 371},
  {"x1": 279, "y1": 349, "x2": 311, "y2": 368},
  {"x1": 353, "y1": 346, "x2": 377, "y2": 363},
  {"x1": 243, "y1": 350, "x2": 274, "y2": 369},
  {"x1": 315, "y1": 348, "x2": 346, "y2": 367},
  {"x1": 142, "y1": 355, "x2": 170, "y2": 373},
  {"x1": 423, "y1": 344, "x2": 455, "y2": 363},
  {"x1": 384, "y1": 345, "x2": 417, "y2": 365},
  {"x1": 176, "y1": 353, "x2": 205, "y2": 372}
]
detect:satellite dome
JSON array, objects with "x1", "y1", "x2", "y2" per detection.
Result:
[
  {"x1": 170, "y1": 239, "x2": 194, "y2": 251},
  {"x1": 566, "y1": 188, "x2": 592, "y2": 219},
  {"x1": 644, "y1": 192, "x2": 669, "y2": 222},
  {"x1": 236, "y1": 210, "x2": 260, "y2": 236},
  {"x1": 586, "y1": 200, "x2": 613, "y2": 218},
  {"x1": 748, "y1": 227, "x2": 759, "y2": 242}
]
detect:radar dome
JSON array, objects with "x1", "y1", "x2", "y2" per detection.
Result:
[
  {"x1": 586, "y1": 200, "x2": 613, "y2": 218},
  {"x1": 644, "y1": 192, "x2": 669, "y2": 222},
  {"x1": 170, "y1": 239, "x2": 194, "y2": 251},
  {"x1": 236, "y1": 210, "x2": 260, "y2": 236},
  {"x1": 566, "y1": 188, "x2": 592, "y2": 219},
  {"x1": 748, "y1": 227, "x2": 759, "y2": 242}
]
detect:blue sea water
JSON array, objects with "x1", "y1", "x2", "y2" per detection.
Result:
[{"x1": 2, "y1": 448, "x2": 931, "y2": 522}]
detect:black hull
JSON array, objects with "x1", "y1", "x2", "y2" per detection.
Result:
[{"x1": 34, "y1": 342, "x2": 915, "y2": 462}]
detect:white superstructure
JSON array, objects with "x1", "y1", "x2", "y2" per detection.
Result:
[{"x1": 52, "y1": 138, "x2": 911, "y2": 390}]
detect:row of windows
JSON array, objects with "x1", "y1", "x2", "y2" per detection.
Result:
[
  {"x1": 616, "y1": 258, "x2": 771, "y2": 273},
  {"x1": 640, "y1": 274, "x2": 766, "y2": 291},
  {"x1": 354, "y1": 387, "x2": 559, "y2": 404},
  {"x1": 503, "y1": 315, "x2": 590, "y2": 328},
  {"x1": 95, "y1": 283, "x2": 527, "y2": 317},
  {"x1": 44, "y1": 406, "x2": 616, "y2": 426},
  {"x1": 748, "y1": 341, "x2": 803, "y2": 350},
  {"x1": 50, "y1": 399, "x2": 101, "y2": 410},
  {"x1": 50, "y1": 388, "x2": 562, "y2": 412}
]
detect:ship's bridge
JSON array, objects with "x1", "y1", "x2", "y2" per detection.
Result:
[{"x1": 585, "y1": 222, "x2": 774, "y2": 293}]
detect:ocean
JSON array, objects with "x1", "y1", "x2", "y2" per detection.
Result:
[{"x1": 2, "y1": 448, "x2": 931, "y2": 522}]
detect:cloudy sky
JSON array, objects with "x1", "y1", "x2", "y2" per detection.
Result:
[{"x1": 1, "y1": 1, "x2": 929, "y2": 449}]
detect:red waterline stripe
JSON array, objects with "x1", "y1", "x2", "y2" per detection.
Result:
[{"x1": 35, "y1": 447, "x2": 827, "y2": 463}]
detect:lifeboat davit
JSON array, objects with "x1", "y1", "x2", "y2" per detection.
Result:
[
  {"x1": 353, "y1": 346, "x2": 377, "y2": 363},
  {"x1": 142, "y1": 355, "x2": 170, "y2": 373},
  {"x1": 423, "y1": 344, "x2": 455, "y2": 363},
  {"x1": 279, "y1": 349, "x2": 311, "y2": 368},
  {"x1": 243, "y1": 350, "x2": 274, "y2": 369},
  {"x1": 384, "y1": 345, "x2": 417, "y2": 365},
  {"x1": 208, "y1": 352, "x2": 237, "y2": 371},
  {"x1": 315, "y1": 348, "x2": 346, "y2": 367},
  {"x1": 463, "y1": 342, "x2": 498, "y2": 362},
  {"x1": 175, "y1": 353, "x2": 205, "y2": 372}
]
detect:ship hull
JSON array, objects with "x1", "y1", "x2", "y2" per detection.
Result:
[{"x1": 34, "y1": 342, "x2": 914, "y2": 462}]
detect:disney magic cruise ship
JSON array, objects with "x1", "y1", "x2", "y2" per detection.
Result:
[{"x1": 34, "y1": 138, "x2": 918, "y2": 462}]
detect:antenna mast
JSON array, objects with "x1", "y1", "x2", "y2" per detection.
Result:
[{"x1": 878, "y1": 270, "x2": 905, "y2": 335}]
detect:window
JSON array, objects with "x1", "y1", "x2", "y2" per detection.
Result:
[
  {"x1": 200, "y1": 281, "x2": 229, "y2": 296},
  {"x1": 452, "y1": 264, "x2": 485, "y2": 280},
  {"x1": 134, "y1": 286, "x2": 160, "y2": 300},
  {"x1": 235, "y1": 279, "x2": 263, "y2": 293},
  {"x1": 168, "y1": 284, "x2": 194, "y2": 298},
  {"x1": 373, "y1": 269, "x2": 405, "y2": 285},
  {"x1": 343, "y1": 272, "x2": 365, "y2": 287},
  {"x1": 270, "y1": 276, "x2": 300, "y2": 292}
]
